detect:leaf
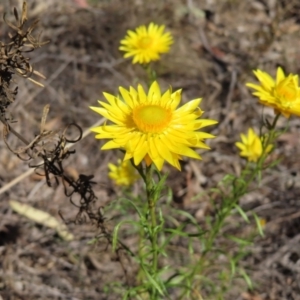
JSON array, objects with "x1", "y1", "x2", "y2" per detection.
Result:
[
  {"x1": 230, "y1": 257, "x2": 236, "y2": 276},
  {"x1": 3, "y1": 14, "x2": 20, "y2": 32},
  {"x1": 252, "y1": 212, "x2": 265, "y2": 237},
  {"x1": 41, "y1": 104, "x2": 50, "y2": 133},
  {"x1": 13, "y1": 7, "x2": 19, "y2": 22},
  {"x1": 112, "y1": 220, "x2": 140, "y2": 251},
  {"x1": 21, "y1": 1, "x2": 28, "y2": 24},
  {"x1": 140, "y1": 264, "x2": 165, "y2": 296},
  {"x1": 239, "y1": 268, "x2": 253, "y2": 290},
  {"x1": 226, "y1": 235, "x2": 252, "y2": 246},
  {"x1": 9, "y1": 200, "x2": 73, "y2": 241},
  {"x1": 234, "y1": 204, "x2": 249, "y2": 223}
]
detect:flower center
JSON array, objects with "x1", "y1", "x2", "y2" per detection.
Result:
[
  {"x1": 132, "y1": 105, "x2": 172, "y2": 133},
  {"x1": 138, "y1": 36, "x2": 153, "y2": 49}
]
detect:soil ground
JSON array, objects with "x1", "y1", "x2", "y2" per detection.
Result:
[{"x1": 1, "y1": 0, "x2": 300, "y2": 299}]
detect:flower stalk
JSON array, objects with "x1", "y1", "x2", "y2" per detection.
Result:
[
  {"x1": 144, "y1": 64, "x2": 157, "y2": 86},
  {"x1": 182, "y1": 113, "x2": 282, "y2": 296},
  {"x1": 145, "y1": 164, "x2": 158, "y2": 273}
]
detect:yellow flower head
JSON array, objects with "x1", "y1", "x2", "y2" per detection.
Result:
[
  {"x1": 235, "y1": 128, "x2": 272, "y2": 162},
  {"x1": 90, "y1": 81, "x2": 217, "y2": 171},
  {"x1": 108, "y1": 159, "x2": 139, "y2": 187},
  {"x1": 246, "y1": 67, "x2": 300, "y2": 118},
  {"x1": 119, "y1": 22, "x2": 173, "y2": 64}
]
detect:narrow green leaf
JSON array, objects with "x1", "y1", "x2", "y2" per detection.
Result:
[
  {"x1": 230, "y1": 258, "x2": 236, "y2": 276},
  {"x1": 252, "y1": 212, "x2": 264, "y2": 237},
  {"x1": 234, "y1": 204, "x2": 249, "y2": 223},
  {"x1": 141, "y1": 265, "x2": 165, "y2": 296},
  {"x1": 119, "y1": 197, "x2": 144, "y2": 219},
  {"x1": 112, "y1": 220, "x2": 139, "y2": 251},
  {"x1": 226, "y1": 235, "x2": 252, "y2": 246},
  {"x1": 239, "y1": 268, "x2": 253, "y2": 289}
]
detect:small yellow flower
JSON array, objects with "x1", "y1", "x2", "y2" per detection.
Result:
[
  {"x1": 119, "y1": 22, "x2": 173, "y2": 64},
  {"x1": 108, "y1": 159, "x2": 139, "y2": 186},
  {"x1": 235, "y1": 128, "x2": 272, "y2": 162},
  {"x1": 90, "y1": 81, "x2": 217, "y2": 171},
  {"x1": 259, "y1": 218, "x2": 267, "y2": 228},
  {"x1": 246, "y1": 67, "x2": 300, "y2": 118}
]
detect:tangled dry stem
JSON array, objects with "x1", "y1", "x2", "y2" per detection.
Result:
[{"x1": 0, "y1": 1, "x2": 108, "y2": 232}]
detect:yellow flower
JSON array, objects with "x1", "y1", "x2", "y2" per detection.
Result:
[
  {"x1": 90, "y1": 81, "x2": 217, "y2": 171},
  {"x1": 259, "y1": 218, "x2": 267, "y2": 228},
  {"x1": 108, "y1": 159, "x2": 139, "y2": 186},
  {"x1": 235, "y1": 128, "x2": 272, "y2": 162},
  {"x1": 246, "y1": 67, "x2": 300, "y2": 118},
  {"x1": 119, "y1": 22, "x2": 173, "y2": 64}
]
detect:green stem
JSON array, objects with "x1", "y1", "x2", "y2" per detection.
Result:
[
  {"x1": 145, "y1": 164, "x2": 158, "y2": 273},
  {"x1": 143, "y1": 64, "x2": 157, "y2": 86},
  {"x1": 255, "y1": 113, "x2": 281, "y2": 179},
  {"x1": 137, "y1": 225, "x2": 145, "y2": 284},
  {"x1": 183, "y1": 114, "x2": 282, "y2": 298}
]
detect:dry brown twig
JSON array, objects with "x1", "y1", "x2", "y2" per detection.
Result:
[
  {"x1": 0, "y1": 1, "x2": 103, "y2": 227},
  {"x1": 0, "y1": 117, "x2": 105, "y2": 196}
]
